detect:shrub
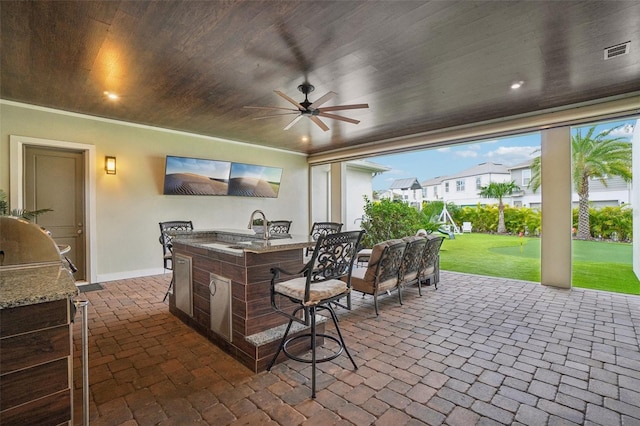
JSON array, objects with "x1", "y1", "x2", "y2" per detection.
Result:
[
  {"x1": 360, "y1": 197, "x2": 437, "y2": 247},
  {"x1": 454, "y1": 204, "x2": 541, "y2": 235},
  {"x1": 581, "y1": 204, "x2": 633, "y2": 241}
]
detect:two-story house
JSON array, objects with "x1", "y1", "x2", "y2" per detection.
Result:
[
  {"x1": 421, "y1": 162, "x2": 511, "y2": 206},
  {"x1": 386, "y1": 178, "x2": 423, "y2": 209},
  {"x1": 509, "y1": 158, "x2": 632, "y2": 209}
]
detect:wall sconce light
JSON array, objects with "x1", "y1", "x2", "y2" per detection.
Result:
[{"x1": 105, "y1": 156, "x2": 116, "y2": 175}]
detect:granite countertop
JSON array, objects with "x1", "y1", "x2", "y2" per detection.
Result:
[
  {"x1": 0, "y1": 263, "x2": 78, "y2": 309},
  {"x1": 172, "y1": 229, "x2": 316, "y2": 256}
]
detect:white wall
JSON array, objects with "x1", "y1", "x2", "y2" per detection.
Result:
[
  {"x1": 442, "y1": 173, "x2": 510, "y2": 205},
  {"x1": 310, "y1": 164, "x2": 331, "y2": 224},
  {"x1": 1, "y1": 102, "x2": 309, "y2": 283}
]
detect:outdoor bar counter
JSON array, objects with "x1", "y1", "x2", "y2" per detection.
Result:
[
  {"x1": 0, "y1": 265, "x2": 78, "y2": 425},
  {"x1": 170, "y1": 229, "x2": 322, "y2": 372}
]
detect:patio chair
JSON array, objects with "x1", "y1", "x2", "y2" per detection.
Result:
[
  {"x1": 306, "y1": 221, "x2": 343, "y2": 256},
  {"x1": 418, "y1": 235, "x2": 445, "y2": 292},
  {"x1": 268, "y1": 220, "x2": 292, "y2": 234},
  {"x1": 349, "y1": 239, "x2": 407, "y2": 316},
  {"x1": 399, "y1": 235, "x2": 428, "y2": 294},
  {"x1": 462, "y1": 222, "x2": 473, "y2": 233},
  {"x1": 159, "y1": 220, "x2": 193, "y2": 301},
  {"x1": 267, "y1": 230, "x2": 365, "y2": 398}
]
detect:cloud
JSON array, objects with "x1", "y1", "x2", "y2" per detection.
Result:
[
  {"x1": 454, "y1": 150, "x2": 479, "y2": 158},
  {"x1": 385, "y1": 167, "x2": 408, "y2": 176},
  {"x1": 609, "y1": 123, "x2": 634, "y2": 138},
  {"x1": 436, "y1": 147, "x2": 450, "y2": 152},
  {"x1": 484, "y1": 145, "x2": 539, "y2": 165},
  {"x1": 451, "y1": 142, "x2": 485, "y2": 158}
]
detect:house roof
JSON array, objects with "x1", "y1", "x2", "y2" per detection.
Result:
[
  {"x1": 1, "y1": 1, "x2": 639, "y2": 156},
  {"x1": 441, "y1": 162, "x2": 510, "y2": 180},
  {"x1": 346, "y1": 160, "x2": 391, "y2": 174},
  {"x1": 390, "y1": 178, "x2": 422, "y2": 190},
  {"x1": 421, "y1": 176, "x2": 445, "y2": 186},
  {"x1": 508, "y1": 159, "x2": 536, "y2": 170}
]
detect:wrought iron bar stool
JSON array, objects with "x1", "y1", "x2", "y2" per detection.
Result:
[
  {"x1": 267, "y1": 230, "x2": 364, "y2": 398},
  {"x1": 159, "y1": 220, "x2": 193, "y2": 301}
]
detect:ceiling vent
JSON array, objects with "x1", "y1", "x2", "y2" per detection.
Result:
[{"x1": 604, "y1": 42, "x2": 630, "y2": 60}]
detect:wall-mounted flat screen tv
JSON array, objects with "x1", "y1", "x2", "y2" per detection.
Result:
[
  {"x1": 163, "y1": 156, "x2": 231, "y2": 195},
  {"x1": 163, "y1": 156, "x2": 282, "y2": 198},
  {"x1": 228, "y1": 162, "x2": 283, "y2": 198}
]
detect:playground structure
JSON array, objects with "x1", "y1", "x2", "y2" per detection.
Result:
[{"x1": 437, "y1": 204, "x2": 460, "y2": 239}]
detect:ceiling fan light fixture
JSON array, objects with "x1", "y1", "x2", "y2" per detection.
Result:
[{"x1": 245, "y1": 81, "x2": 369, "y2": 132}]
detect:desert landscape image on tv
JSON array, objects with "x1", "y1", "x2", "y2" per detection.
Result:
[
  {"x1": 227, "y1": 163, "x2": 282, "y2": 198},
  {"x1": 163, "y1": 156, "x2": 231, "y2": 195}
]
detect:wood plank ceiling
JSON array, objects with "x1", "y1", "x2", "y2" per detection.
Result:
[{"x1": 1, "y1": 1, "x2": 639, "y2": 156}]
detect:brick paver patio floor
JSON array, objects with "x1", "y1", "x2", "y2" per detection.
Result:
[{"x1": 72, "y1": 271, "x2": 640, "y2": 425}]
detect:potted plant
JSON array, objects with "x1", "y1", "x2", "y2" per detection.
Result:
[
  {"x1": 252, "y1": 218, "x2": 265, "y2": 235},
  {"x1": 0, "y1": 189, "x2": 52, "y2": 221}
]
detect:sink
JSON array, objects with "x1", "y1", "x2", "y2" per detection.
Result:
[{"x1": 200, "y1": 242, "x2": 245, "y2": 253}]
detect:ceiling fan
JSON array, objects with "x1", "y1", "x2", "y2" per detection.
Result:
[{"x1": 244, "y1": 83, "x2": 369, "y2": 132}]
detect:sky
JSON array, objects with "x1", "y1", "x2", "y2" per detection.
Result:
[{"x1": 370, "y1": 118, "x2": 637, "y2": 191}]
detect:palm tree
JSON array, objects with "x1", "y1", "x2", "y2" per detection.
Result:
[
  {"x1": 530, "y1": 125, "x2": 632, "y2": 240},
  {"x1": 479, "y1": 181, "x2": 520, "y2": 233}
]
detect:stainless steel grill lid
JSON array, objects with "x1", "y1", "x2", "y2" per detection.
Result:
[{"x1": 0, "y1": 216, "x2": 61, "y2": 267}]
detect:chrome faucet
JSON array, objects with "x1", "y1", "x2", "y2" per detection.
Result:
[{"x1": 247, "y1": 209, "x2": 269, "y2": 240}]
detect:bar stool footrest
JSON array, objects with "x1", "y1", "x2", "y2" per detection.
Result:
[{"x1": 283, "y1": 333, "x2": 343, "y2": 364}]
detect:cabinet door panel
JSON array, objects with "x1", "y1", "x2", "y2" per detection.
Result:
[
  {"x1": 0, "y1": 324, "x2": 70, "y2": 374},
  {"x1": 0, "y1": 358, "x2": 69, "y2": 410},
  {"x1": 175, "y1": 253, "x2": 193, "y2": 316}
]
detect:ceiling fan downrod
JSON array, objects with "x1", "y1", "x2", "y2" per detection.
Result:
[{"x1": 298, "y1": 83, "x2": 314, "y2": 110}]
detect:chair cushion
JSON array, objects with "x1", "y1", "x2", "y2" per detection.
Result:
[
  {"x1": 356, "y1": 248, "x2": 372, "y2": 265},
  {"x1": 274, "y1": 277, "x2": 348, "y2": 306},
  {"x1": 364, "y1": 239, "x2": 403, "y2": 283},
  {"x1": 350, "y1": 267, "x2": 396, "y2": 293}
]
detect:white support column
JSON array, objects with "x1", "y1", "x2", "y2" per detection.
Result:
[
  {"x1": 330, "y1": 162, "x2": 345, "y2": 224},
  {"x1": 541, "y1": 127, "x2": 572, "y2": 288},
  {"x1": 632, "y1": 119, "x2": 640, "y2": 280}
]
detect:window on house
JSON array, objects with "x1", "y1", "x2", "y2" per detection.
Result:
[
  {"x1": 456, "y1": 180, "x2": 465, "y2": 191},
  {"x1": 445, "y1": 182, "x2": 449, "y2": 192},
  {"x1": 476, "y1": 177, "x2": 482, "y2": 190},
  {"x1": 434, "y1": 187, "x2": 438, "y2": 198},
  {"x1": 522, "y1": 169, "x2": 531, "y2": 187}
]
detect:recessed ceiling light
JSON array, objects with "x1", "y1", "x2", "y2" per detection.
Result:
[
  {"x1": 510, "y1": 81, "x2": 524, "y2": 90},
  {"x1": 103, "y1": 91, "x2": 119, "y2": 100},
  {"x1": 301, "y1": 136, "x2": 309, "y2": 142}
]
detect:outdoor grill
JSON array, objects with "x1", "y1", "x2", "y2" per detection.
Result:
[{"x1": 0, "y1": 216, "x2": 89, "y2": 425}]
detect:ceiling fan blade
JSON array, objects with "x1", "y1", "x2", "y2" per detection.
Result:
[
  {"x1": 318, "y1": 103, "x2": 369, "y2": 112},
  {"x1": 274, "y1": 90, "x2": 304, "y2": 110},
  {"x1": 310, "y1": 116, "x2": 330, "y2": 132},
  {"x1": 244, "y1": 106, "x2": 299, "y2": 112},
  {"x1": 318, "y1": 111, "x2": 360, "y2": 125},
  {"x1": 283, "y1": 115, "x2": 304, "y2": 130},
  {"x1": 309, "y1": 91, "x2": 337, "y2": 109},
  {"x1": 252, "y1": 112, "x2": 301, "y2": 120}
]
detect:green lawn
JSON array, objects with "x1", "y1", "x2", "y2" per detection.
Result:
[{"x1": 438, "y1": 233, "x2": 640, "y2": 295}]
